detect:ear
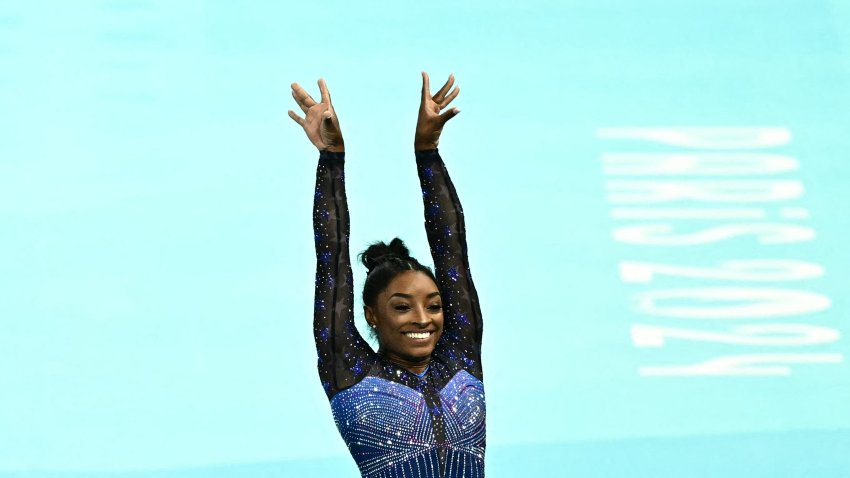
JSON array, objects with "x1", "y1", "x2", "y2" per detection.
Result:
[{"x1": 364, "y1": 305, "x2": 377, "y2": 328}]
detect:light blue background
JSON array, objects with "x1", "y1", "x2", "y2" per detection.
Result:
[{"x1": 2, "y1": 1, "x2": 849, "y2": 476}]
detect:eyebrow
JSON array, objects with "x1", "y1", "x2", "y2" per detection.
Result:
[{"x1": 388, "y1": 291, "x2": 441, "y2": 300}]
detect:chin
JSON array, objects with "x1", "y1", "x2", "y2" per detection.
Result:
[{"x1": 402, "y1": 344, "x2": 436, "y2": 362}]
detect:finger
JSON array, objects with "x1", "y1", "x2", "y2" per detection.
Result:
[
  {"x1": 322, "y1": 110, "x2": 339, "y2": 129},
  {"x1": 421, "y1": 71, "x2": 431, "y2": 99},
  {"x1": 291, "y1": 86, "x2": 312, "y2": 113},
  {"x1": 439, "y1": 107, "x2": 460, "y2": 125},
  {"x1": 292, "y1": 91, "x2": 309, "y2": 113},
  {"x1": 288, "y1": 110, "x2": 305, "y2": 126},
  {"x1": 318, "y1": 78, "x2": 331, "y2": 104},
  {"x1": 433, "y1": 74, "x2": 455, "y2": 101},
  {"x1": 322, "y1": 111, "x2": 342, "y2": 139},
  {"x1": 439, "y1": 85, "x2": 460, "y2": 109},
  {"x1": 291, "y1": 82, "x2": 317, "y2": 111}
]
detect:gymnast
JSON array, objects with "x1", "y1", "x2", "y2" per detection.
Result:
[{"x1": 288, "y1": 72, "x2": 485, "y2": 478}]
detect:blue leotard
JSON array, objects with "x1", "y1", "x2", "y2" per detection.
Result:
[{"x1": 312, "y1": 149, "x2": 485, "y2": 477}]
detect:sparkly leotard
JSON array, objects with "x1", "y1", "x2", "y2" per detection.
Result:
[{"x1": 313, "y1": 149, "x2": 485, "y2": 478}]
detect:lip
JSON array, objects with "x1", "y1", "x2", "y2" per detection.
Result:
[{"x1": 402, "y1": 331, "x2": 435, "y2": 341}]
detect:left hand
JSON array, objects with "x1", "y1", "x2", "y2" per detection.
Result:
[{"x1": 415, "y1": 72, "x2": 460, "y2": 151}]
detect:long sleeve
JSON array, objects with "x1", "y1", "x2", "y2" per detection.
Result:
[
  {"x1": 415, "y1": 149, "x2": 483, "y2": 381},
  {"x1": 313, "y1": 150, "x2": 373, "y2": 399}
]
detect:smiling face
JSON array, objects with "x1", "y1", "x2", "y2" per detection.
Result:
[{"x1": 364, "y1": 270, "x2": 444, "y2": 370}]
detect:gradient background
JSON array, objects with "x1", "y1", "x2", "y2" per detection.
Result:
[{"x1": 2, "y1": 1, "x2": 850, "y2": 476}]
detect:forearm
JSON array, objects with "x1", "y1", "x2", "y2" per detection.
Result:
[
  {"x1": 415, "y1": 149, "x2": 466, "y2": 258},
  {"x1": 416, "y1": 149, "x2": 483, "y2": 362},
  {"x1": 312, "y1": 150, "x2": 360, "y2": 395},
  {"x1": 313, "y1": 150, "x2": 350, "y2": 274}
]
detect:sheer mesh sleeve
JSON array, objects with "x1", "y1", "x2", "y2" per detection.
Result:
[
  {"x1": 313, "y1": 150, "x2": 373, "y2": 398},
  {"x1": 416, "y1": 149, "x2": 483, "y2": 380}
]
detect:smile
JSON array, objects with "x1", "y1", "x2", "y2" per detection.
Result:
[{"x1": 403, "y1": 331, "x2": 433, "y2": 340}]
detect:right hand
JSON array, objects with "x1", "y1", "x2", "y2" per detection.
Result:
[{"x1": 288, "y1": 78, "x2": 345, "y2": 153}]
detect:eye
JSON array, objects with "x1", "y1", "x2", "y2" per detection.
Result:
[
  {"x1": 393, "y1": 304, "x2": 411, "y2": 312},
  {"x1": 428, "y1": 303, "x2": 443, "y2": 312}
]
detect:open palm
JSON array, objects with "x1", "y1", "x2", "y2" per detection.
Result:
[
  {"x1": 288, "y1": 78, "x2": 344, "y2": 153},
  {"x1": 415, "y1": 72, "x2": 460, "y2": 151}
]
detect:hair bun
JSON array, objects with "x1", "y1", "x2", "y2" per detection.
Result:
[
  {"x1": 358, "y1": 237, "x2": 436, "y2": 311},
  {"x1": 360, "y1": 238, "x2": 412, "y2": 273}
]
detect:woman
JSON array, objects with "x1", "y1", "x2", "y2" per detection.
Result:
[{"x1": 288, "y1": 72, "x2": 485, "y2": 478}]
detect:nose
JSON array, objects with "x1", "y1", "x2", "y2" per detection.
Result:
[{"x1": 413, "y1": 306, "x2": 432, "y2": 326}]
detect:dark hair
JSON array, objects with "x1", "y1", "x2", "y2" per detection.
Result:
[{"x1": 359, "y1": 238, "x2": 437, "y2": 309}]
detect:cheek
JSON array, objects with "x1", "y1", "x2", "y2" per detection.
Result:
[{"x1": 377, "y1": 310, "x2": 401, "y2": 329}]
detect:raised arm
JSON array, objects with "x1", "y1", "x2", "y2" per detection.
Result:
[
  {"x1": 290, "y1": 79, "x2": 371, "y2": 398},
  {"x1": 415, "y1": 72, "x2": 483, "y2": 379}
]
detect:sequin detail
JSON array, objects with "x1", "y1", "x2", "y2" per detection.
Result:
[{"x1": 332, "y1": 372, "x2": 485, "y2": 478}]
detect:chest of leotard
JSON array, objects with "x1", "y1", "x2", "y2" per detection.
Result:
[{"x1": 330, "y1": 363, "x2": 485, "y2": 478}]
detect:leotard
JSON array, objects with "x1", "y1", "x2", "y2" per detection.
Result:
[{"x1": 312, "y1": 149, "x2": 485, "y2": 477}]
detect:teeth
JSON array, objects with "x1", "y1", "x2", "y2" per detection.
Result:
[{"x1": 404, "y1": 332, "x2": 432, "y2": 339}]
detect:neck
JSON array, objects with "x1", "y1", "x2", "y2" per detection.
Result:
[{"x1": 378, "y1": 349, "x2": 431, "y2": 375}]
